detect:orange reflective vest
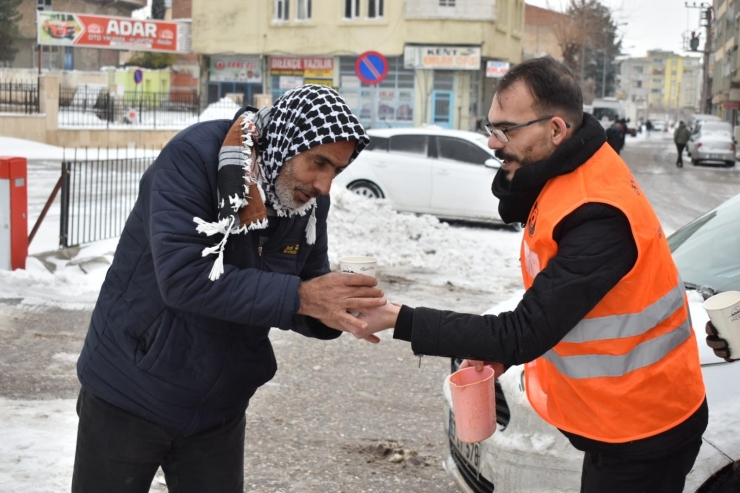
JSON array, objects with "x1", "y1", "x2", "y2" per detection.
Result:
[{"x1": 522, "y1": 143, "x2": 705, "y2": 443}]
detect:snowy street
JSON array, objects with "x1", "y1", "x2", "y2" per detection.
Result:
[{"x1": 0, "y1": 130, "x2": 738, "y2": 492}]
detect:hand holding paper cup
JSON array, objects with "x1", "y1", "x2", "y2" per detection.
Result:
[
  {"x1": 339, "y1": 256, "x2": 377, "y2": 278},
  {"x1": 703, "y1": 291, "x2": 740, "y2": 361}
]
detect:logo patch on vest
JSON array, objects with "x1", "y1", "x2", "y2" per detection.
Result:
[
  {"x1": 283, "y1": 244, "x2": 300, "y2": 255},
  {"x1": 528, "y1": 201, "x2": 539, "y2": 237},
  {"x1": 630, "y1": 177, "x2": 641, "y2": 196}
]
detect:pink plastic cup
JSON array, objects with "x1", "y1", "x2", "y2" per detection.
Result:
[{"x1": 449, "y1": 365, "x2": 497, "y2": 443}]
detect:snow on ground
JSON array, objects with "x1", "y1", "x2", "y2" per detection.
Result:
[
  {"x1": 0, "y1": 154, "x2": 522, "y2": 492},
  {"x1": 0, "y1": 136, "x2": 159, "y2": 162}
]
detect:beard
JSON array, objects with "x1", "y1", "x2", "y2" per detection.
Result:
[{"x1": 274, "y1": 159, "x2": 321, "y2": 211}]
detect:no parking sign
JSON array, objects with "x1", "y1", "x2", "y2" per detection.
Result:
[
  {"x1": 133, "y1": 68, "x2": 143, "y2": 85},
  {"x1": 355, "y1": 51, "x2": 388, "y2": 85}
]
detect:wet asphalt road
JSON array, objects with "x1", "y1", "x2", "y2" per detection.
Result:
[{"x1": 1, "y1": 131, "x2": 739, "y2": 492}]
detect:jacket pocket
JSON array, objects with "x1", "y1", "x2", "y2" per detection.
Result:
[{"x1": 135, "y1": 310, "x2": 172, "y2": 372}]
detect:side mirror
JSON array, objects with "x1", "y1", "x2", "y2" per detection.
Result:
[{"x1": 484, "y1": 158, "x2": 501, "y2": 169}]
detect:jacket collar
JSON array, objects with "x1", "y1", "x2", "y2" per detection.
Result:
[{"x1": 492, "y1": 112, "x2": 607, "y2": 225}]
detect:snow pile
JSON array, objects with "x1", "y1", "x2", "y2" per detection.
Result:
[
  {"x1": 0, "y1": 136, "x2": 159, "y2": 163},
  {"x1": 328, "y1": 186, "x2": 522, "y2": 292},
  {"x1": 193, "y1": 97, "x2": 240, "y2": 123},
  {"x1": 0, "y1": 399, "x2": 77, "y2": 492}
]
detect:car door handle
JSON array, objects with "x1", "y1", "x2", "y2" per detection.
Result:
[
  {"x1": 375, "y1": 163, "x2": 388, "y2": 168},
  {"x1": 436, "y1": 170, "x2": 451, "y2": 175}
]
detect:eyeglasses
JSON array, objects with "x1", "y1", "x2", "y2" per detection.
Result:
[{"x1": 485, "y1": 115, "x2": 571, "y2": 143}]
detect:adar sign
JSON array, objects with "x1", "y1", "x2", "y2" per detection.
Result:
[{"x1": 37, "y1": 11, "x2": 191, "y2": 53}]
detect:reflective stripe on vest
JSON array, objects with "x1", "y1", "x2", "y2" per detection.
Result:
[
  {"x1": 542, "y1": 316, "x2": 691, "y2": 379},
  {"x1": 560, "y1": 281, "x2": 686, "y2": 343}
]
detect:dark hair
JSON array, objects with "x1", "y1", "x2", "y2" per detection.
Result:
[{"x1": 496, "y1": 56, "x2": 583, "y2": 132}]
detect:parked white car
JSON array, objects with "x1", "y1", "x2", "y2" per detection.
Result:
[
  {"x1": 687, "y1": 121, "x2": 736, "y2": 167},
  {"x1": 334, "y1": 128, "x2": 507, "y2": 225},
  {"x1": 442, "y1": 193, "x2": 740, "y2": 492}
]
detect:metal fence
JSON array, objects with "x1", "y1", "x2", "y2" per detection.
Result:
[
  {"x1": 59, "y1": 150, "x2": 156, "y2": 248},
  {"x1": 0, "y1": 79, "x2": 40, "y2": 114},
  {"x1": 58, "y1": 85, "x2": 201, "y2": 129}
]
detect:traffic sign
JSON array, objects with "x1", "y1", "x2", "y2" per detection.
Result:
[
  {"x1": 133, "y1": 68, "x2": 143, "y2": 84},
  {"x1": 355, "y1": 51, "x2": 388, "y2": 85}
]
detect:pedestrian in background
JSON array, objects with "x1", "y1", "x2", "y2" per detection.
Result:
[
  {"x1": 71, "y1": 85, "x2": 385, "y2": 493},
  {"x1": 351, "y1": 56, "x2": 708, "y2": 493},
  {"x1": 673, "y1": 121, "x2": 691, "y2": 167},
  {"x1": 606, "y1": 119, "x2": 625, "y2": 154},
  {"x1": 646, "y1": 119, "x2": 654, "y2": 137}
]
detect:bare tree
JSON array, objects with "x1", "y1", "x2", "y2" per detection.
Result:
[{"x1": 553, "y1": 0, "x2": 622, "y2": 101}]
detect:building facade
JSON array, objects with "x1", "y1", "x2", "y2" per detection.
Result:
[
  {"x1": 711, "y1": 0, "x2": 740, "y2": 121},
  {"x1": 12, "y1": 0, "x2": 147, "y2": 71},
  {"x1": 619, "y1": 51, "x2": 701, "y2": 122},
  {"x1": 523, "y1": 4, "x2": 568, "y2": 61},
  {"x1": 192, "y1": 0, "x2": 525, "y2": 130}
]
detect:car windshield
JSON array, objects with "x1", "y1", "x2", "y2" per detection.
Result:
[{"x1": 668, "y1": 194, "x2": 740, "y2": 292}]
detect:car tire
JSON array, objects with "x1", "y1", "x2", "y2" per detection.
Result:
[
  {"x1": 692, "y1": 159, "x2": 700, "y2": 166},
  {"x1": 700, "y1": 465, "x2": 740, "y2": 493},
  {"x1": 347, "y1": 180, "x2": 384, "y2": 199},
  {"x1": 726, "y1": 161, "x2": 736, "y2": 167}
]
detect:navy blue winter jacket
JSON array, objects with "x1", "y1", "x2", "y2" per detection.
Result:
[{"x1": 77, "y1": 107, "x2": 341, "y2": 435}]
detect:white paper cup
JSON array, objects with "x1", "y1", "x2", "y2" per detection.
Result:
[
  {"x1": 703, "y1": 291, "x2": 740, "y2": 357},
  {"x1": 339, "y1": 256, "x2": 377, "y2": 278}
]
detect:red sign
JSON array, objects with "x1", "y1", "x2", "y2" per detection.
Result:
[
  {"x1": 723, "y1": 101, "x2": 740, "y2": 110},
  {"x1": 270, "y1": 57, "x2": 333, "y2": 75},
  {"x1": 37, "y1": 11, "x2": 191, "y2": 53}
]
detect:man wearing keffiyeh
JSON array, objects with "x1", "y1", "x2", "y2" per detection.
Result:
[{"x1": 72, "y1": 85, "x2": 385, "y2": 493}]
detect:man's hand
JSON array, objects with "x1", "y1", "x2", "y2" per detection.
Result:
[
  {"x1": 298, "y1": 272, "x2": 386, "y2": 337},
  {"x1": 459, "y1": 360, "x2": 505, "y2": 379},
  {"x1": 353, "y1": 303, "x2": 402, "y2": 339},
  {"x1": 705, "y1": 321, "x2": 737, "y2": 362},
  {"x1": 319, "y1": 316, "x2": 381, "y2": 344}
]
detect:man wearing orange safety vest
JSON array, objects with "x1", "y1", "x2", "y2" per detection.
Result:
[{"x1": 351, "y1": 56, "x2": 707, "y2": 492}]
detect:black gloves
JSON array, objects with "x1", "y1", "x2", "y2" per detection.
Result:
[{"x1": 705, "y1": 321, "x2": 738, "y2": 362}]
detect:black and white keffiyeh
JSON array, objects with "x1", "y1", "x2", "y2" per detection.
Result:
[{"x1": 194, "y1": 85, "x2": 369, "y2": 280}]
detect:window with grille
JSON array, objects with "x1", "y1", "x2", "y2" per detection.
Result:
[
  {"x1": 439, "y1": 0, "x2": 456, "y2": 6},
  {"x1": 297, "y1": 0, "x2": 311, "y2": 20},
  {"x1": 344, "y1": 0, "x2": 360, "y2": 18},
  {"x1": 275, "y1": 0, "x2": 290, "y2": 21},
  {"x1": 368, "y1": 0, "x2": 384, "y2": 17},
  {"x1": 37, "y1": 0, "x2": 52, "y2": 10}
]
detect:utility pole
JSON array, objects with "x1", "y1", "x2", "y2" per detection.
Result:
[{"x1": 685, "y1": 2, "x2": 714, "y2": 114}]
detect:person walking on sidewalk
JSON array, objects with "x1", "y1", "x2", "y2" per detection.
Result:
[{"x1": 674, "y1": 121, "x2": 691, "y2": 167}]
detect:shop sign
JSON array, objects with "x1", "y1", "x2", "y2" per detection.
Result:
[
  {"x1": 270, "y1": 57, "x2": 334, "y2": 78},
  {"x1": 723, "y1": 101, "x2": 740, "y2": 110},
  {"x1": 210, "y1": 56, "x2": 262, "y2": 83},
  {"x1": 37, "y1": 11, "x2": 191, "y2": 53},
  {"x1": 486, "y1": 61, "x2": 510, "y2": 78},
  {"x1": 279, "y1": 76, "x2": 304, "y2": 90},
  {"x1": 403, "y1": 45, "x2": 481, "y2": 70}
]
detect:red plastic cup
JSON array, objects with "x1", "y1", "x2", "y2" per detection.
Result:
[{"x1": 449, "y1": 365, "x2": 497, "y2": 443}]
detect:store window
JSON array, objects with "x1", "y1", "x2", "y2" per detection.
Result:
[
  {"x1": 297, "y1": 0, "x2": 311, "y2": 20},
  {"x1": 275, "y1": 0, "x2": 290, "y2": 21},
  {"x1": 344, "y1": 0, "x2": 360, "y2": 19},
  {"x1": 368, "y1": 0, "x2": 383, "y2": 18},
  {"x1": 339, "y1": 56, "x2": 415, "y2": 129}
]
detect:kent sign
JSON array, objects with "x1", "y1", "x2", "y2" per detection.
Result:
[{"x1": 37, "y1": 11, "x2": 192, "y2": 53}]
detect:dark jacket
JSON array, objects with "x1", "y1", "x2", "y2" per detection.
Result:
[
  {"x1": 77, "y1": 107, "x2": 340, "y2": 435},
  {"x1": 606, "y1": 122, "x2": 624, "y2": 152},
  {"x1": 393, "y1": 113, "x2": 707, "y2": 455}
]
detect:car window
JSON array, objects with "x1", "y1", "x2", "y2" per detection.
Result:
[
  {"x1": 366, "y1": 136, "x2": 389, "y2": 152},
  {"x1": 389, "y1": 135, "x2": 427, "y2": 155},
  {"x1": 669, "y1": 194, "x2": 740, "y2": 292},
  {"x1": 437, "y1": 136, "x2": 492, "y2": 165}
]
